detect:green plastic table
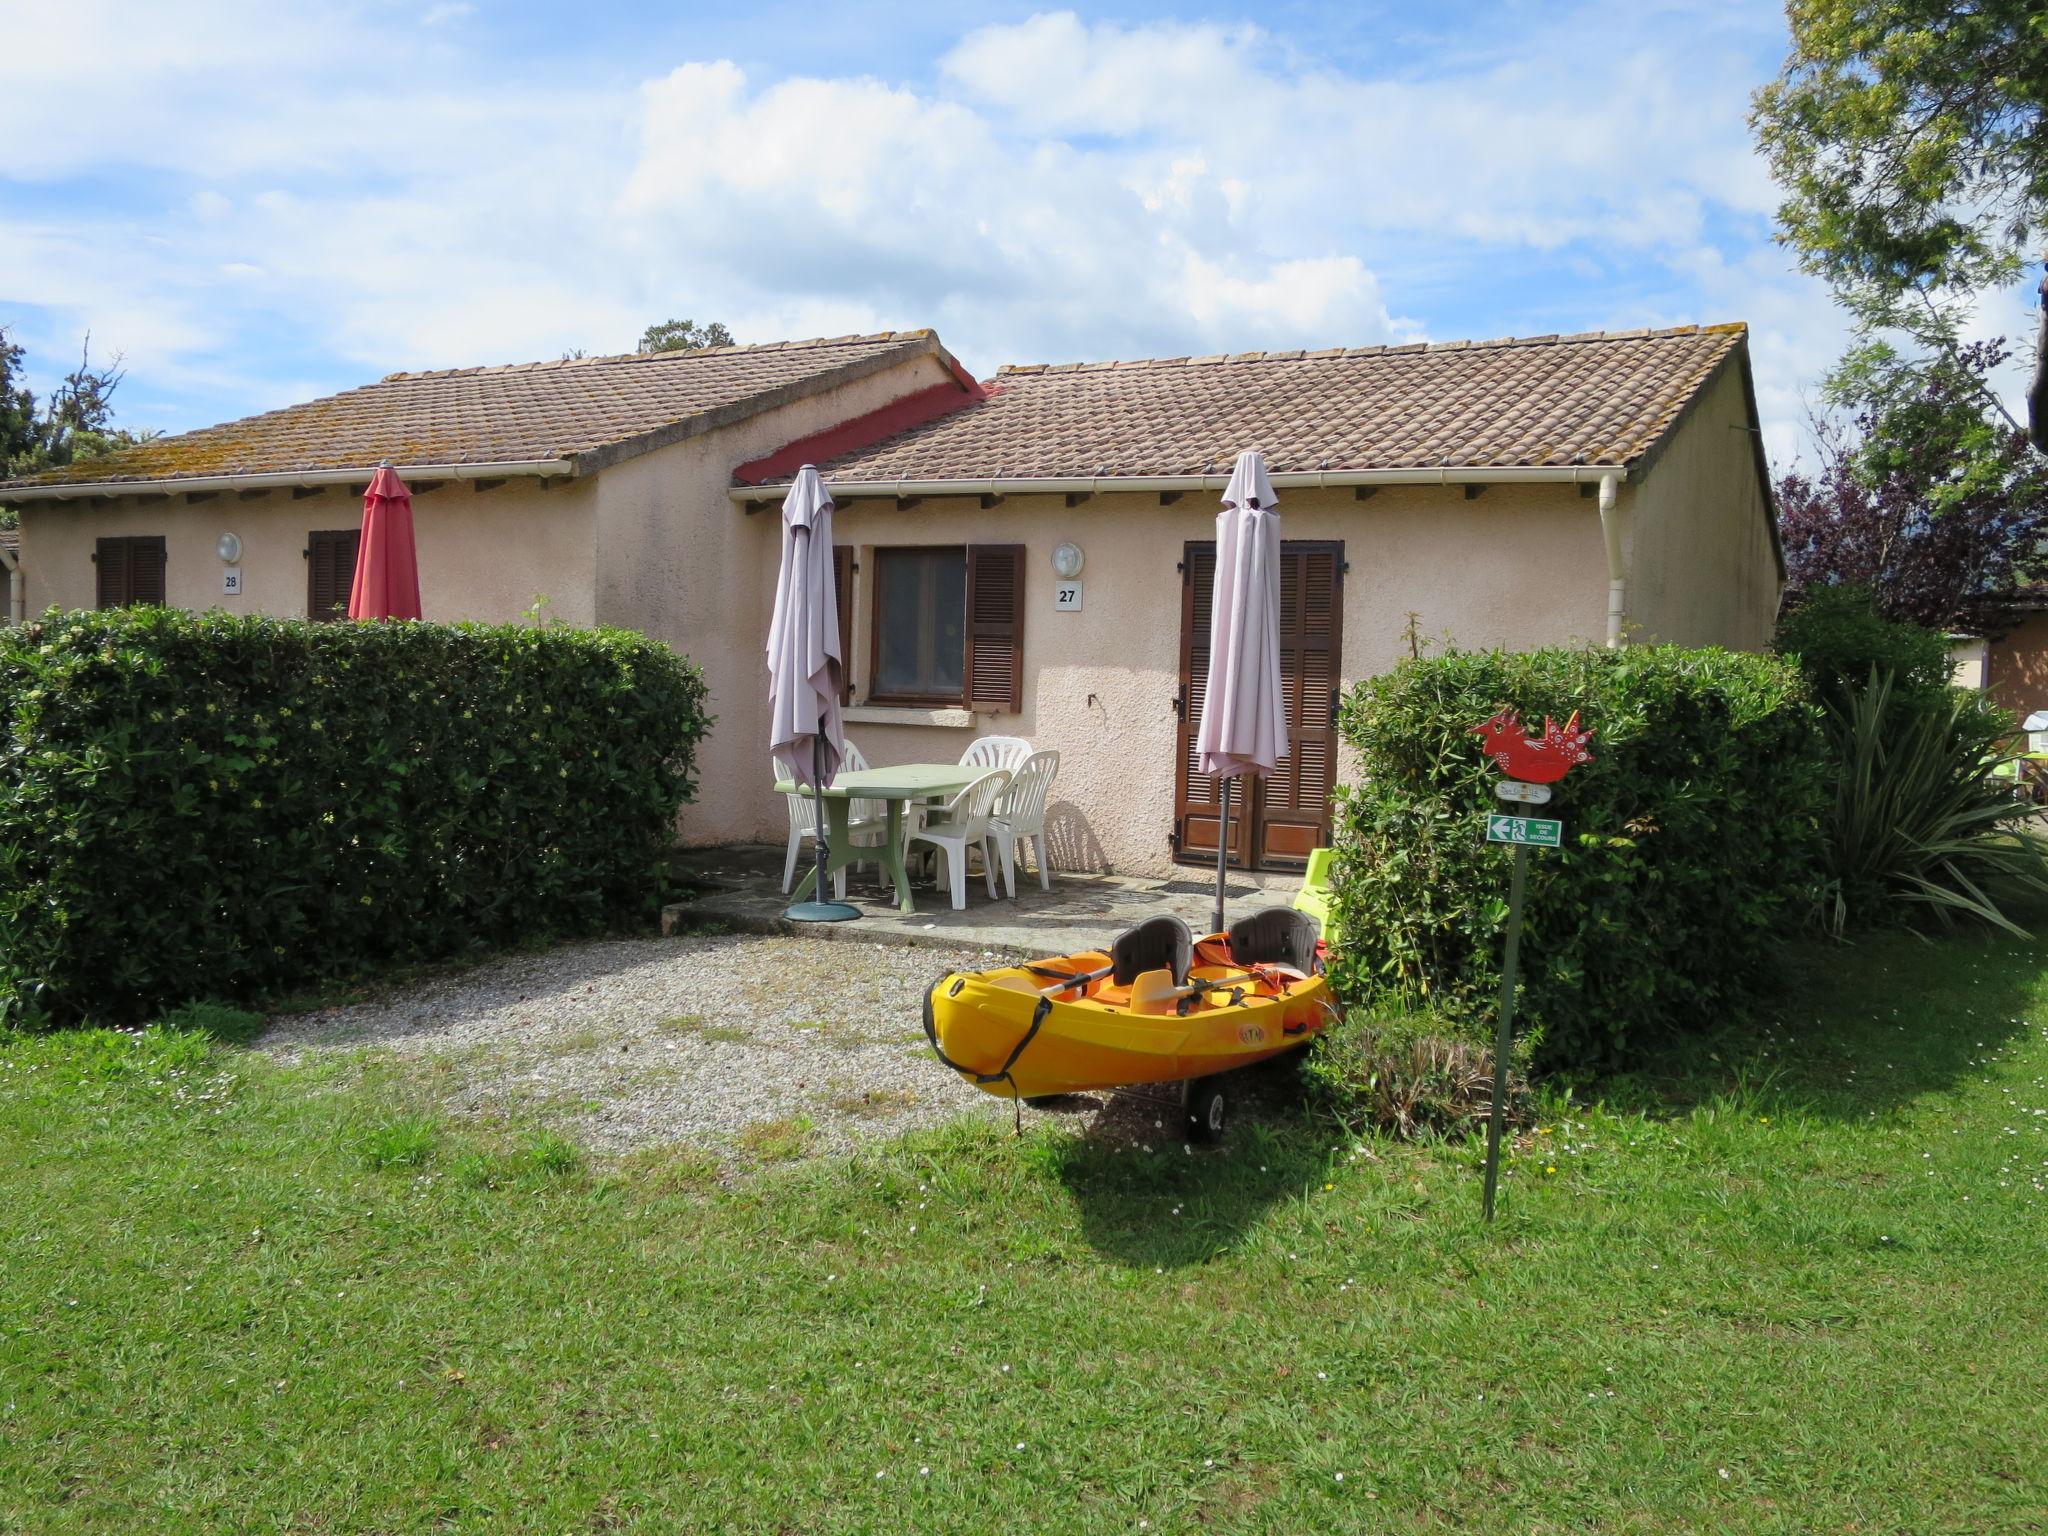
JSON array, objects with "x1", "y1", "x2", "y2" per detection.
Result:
[{"x1": 778, "y1": 763, "x2": 984, "y2": 913}]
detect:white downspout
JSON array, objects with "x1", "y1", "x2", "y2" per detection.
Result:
[
  {"x1": 0, "y1": 539, "x2": 20, "y2": 626},
  {"x1": 1597, "y1": 473, "x2": 1624, "y2": 647}
]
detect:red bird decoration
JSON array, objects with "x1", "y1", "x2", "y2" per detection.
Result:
[{"x1": 1469, "y1": 708, "x2": 1595, "y2": 784}]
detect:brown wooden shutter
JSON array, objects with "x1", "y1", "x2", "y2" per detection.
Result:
[
  {"x1": 129, "y1": 538, "x2": 166, "y2": 605},
  {"x1": 95, "y1": 536, "x2": 165, "y2": 608},
  {"x1": 962, "y1": 543, "x2": 1024, "y2": 713},
  {"x1": 95, "y1": 537, "x2": 129, "y2": 609},
  {"x1": 307, "y1": 529, "x2": 361, "y2": 621},
  {"x1": 833, "y1": 544, "x2": 854, "y2": 704},
  {"x1": 1255, "y1": 543, "x2": 1344, "y2": 866}
]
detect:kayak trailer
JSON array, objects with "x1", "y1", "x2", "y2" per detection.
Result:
[{"x1": 922, "y1": 909, "x2": 1335, "y2": 1142}]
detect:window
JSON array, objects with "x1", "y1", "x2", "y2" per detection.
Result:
[
  {"x1": 867, "y1": 543, "x2": 1025, "y2": 711},
  {"x1": 95, "y1": 536, "x2": 166, "y2": 609},
  {"x1": 307, "y1": 529, "x2": 361, "y2": 621},
  {"x1": 872, "y1": 547, "x2": 965, "y2": 702}
]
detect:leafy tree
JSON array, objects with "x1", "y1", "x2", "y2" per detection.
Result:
[
  {"x1": 0, "y1": 329, "x2": 148, "y2": 528},
  {"x1": 1, "y1": 329, "x2": 39, "y2": 481},
  {"x1": 636, "y1": 318, "x2": 734, "y2": 354},
  {"x1": 1778, "y1": 339, "x2": 2048, "y2": 628},
  {"x1": 1751, "y1": 0, "x2": 2048, "y2": 447}
]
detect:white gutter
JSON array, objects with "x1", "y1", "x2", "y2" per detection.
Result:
[
  {"x1": 0, "y1": 539, "x2": 19, "y2": 626},
  {"x1": 0, "y1": 458, "x2": 577, "y2": 503},
  {"x1": 1596, "y1": 472, "x2": 1624, "y2": 647},
  {"x1": 731, "y1": 463, "x2": 1626, "y2": 505}
]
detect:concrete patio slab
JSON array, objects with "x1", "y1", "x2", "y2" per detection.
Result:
[{"x1": 663, "y1": 843, "x2": 1311, "y2": 957}]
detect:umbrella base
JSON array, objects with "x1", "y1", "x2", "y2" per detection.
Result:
[{"x1": 784, "y1": 899, "x2": 861, "y2": 923}]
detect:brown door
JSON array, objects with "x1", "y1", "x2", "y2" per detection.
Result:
[
  {"x1": 1257, "y1": 542, "x2": 1344, "y2": 867},
  {"x1": 1173, "y1": 539, "x2": 1344, "y2": 870}
]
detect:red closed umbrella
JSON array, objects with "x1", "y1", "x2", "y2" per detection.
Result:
[{"x1": 348, "y1": 465, "x2": 423, "y2": 620}]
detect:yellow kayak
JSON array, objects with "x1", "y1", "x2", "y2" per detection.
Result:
[{"x1": 921, "y1": 910, "x2": 1334, "y2": 1135}]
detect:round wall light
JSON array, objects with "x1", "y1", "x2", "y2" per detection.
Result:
[
  {"x1": 217, "y1": 532, "x2": 243, "y2": 563},
  {"x1": 1050, "y1": 541, "x2": 1085, "y2": 580}
]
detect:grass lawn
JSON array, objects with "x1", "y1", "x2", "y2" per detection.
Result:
[{"x1": 4, "y1": 924, "x2": 2046, "y2": 1534}]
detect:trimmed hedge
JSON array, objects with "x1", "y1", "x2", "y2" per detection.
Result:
[
  {"x1": 1, "y1": 609, "x2": 710, "y2": 1026},
  {"x1": 1328, "y1": 645, "x2": 1828, "y2": 1071}
]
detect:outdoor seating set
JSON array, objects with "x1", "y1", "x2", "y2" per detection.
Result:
[{"x1": 776, "y1": 736, "x2": 1060, "y2": 911}]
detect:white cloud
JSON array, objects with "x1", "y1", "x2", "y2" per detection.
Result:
[{"x1": 0, "y1": 0, "x2": 1936, "y2": 464}]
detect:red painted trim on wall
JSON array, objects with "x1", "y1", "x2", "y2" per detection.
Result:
[{"x1": 733, "y1": 372, "x2": 990, "y2": 486}]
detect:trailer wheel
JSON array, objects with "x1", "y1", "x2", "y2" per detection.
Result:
[{"x1": 1182, "y1": 1078, "x2": 1228, "y2": 1144}]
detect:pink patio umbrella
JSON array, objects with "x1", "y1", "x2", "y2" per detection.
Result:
[
  {"x1": 766, "y1": 465, "x2": 857, "y2": 921},
  {"x1": 348, "y1": 464, "x2": 423, "y2": 621},
  {"x1": 1196, "y1": 449, "x2": 1287, "y2": 935}
]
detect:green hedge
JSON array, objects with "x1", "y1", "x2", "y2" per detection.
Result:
[
  {"x1": 1328, "y1": 645, "x2": 1828, "y2": 1071},
  {"x1": 1, "y1": 609, "x2": 711, "y2": 1026}
]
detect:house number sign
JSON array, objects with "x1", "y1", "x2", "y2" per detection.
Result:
[{"x1": 1053, "y1": 582, "x2": 1082, "y2": 612}]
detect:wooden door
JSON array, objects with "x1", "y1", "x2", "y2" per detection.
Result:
[
  {"x1": 1173, "y1": 539, "x2": 1344, "y2": 869},
  {"x1": 1256, "y1": 542, "x2": 1344, "y2": 868},
  {"x1": 1173, "y1": 542, "x2": 1251, "y2": 866}
]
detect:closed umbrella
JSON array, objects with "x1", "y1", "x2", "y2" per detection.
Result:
[
  {"x1": 766, "y1": 465, "x2": 858, "y2": 921},
  {"x1": 1196, "y1": 449, "x2": 1286, "y2": 935},
  {"x1": 348, "y1": 464, "x2": 423, "y2": 621}
]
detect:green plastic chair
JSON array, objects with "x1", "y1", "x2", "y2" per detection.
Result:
[{"x1": 1293, "y1": 847, "x2": 1339, "y2": 949}]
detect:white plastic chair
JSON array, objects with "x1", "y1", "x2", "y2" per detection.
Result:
[
  {"x1": 777, "y1": 740, "x2": 887, "y2": 897},
  {"x1": 905, "y1": 768, "x2": 1011, "y2": 910},
  {"x1": 960, "y1": 735, "x2": 1033, "y2": 773},
  {"x1": 987, "y1": 749, "x2": 1059, "y2": 898}
]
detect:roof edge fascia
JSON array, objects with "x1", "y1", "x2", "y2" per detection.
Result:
[
  {"x1": 2, "y1": 458, "x2": 576, "y2": 504},
  {"x1": 731, "y1": 463, "x2": 1633, "y2": 507}
]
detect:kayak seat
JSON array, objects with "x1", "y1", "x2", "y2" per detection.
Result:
[
  {"x1": 1227, "y1": 907, "x2": 1321, "y2": 974},
  {"x1": 1111, "y1": 914, "x2": 1193, "y2": 988}
]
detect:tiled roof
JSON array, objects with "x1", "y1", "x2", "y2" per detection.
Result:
[
  {"x1": 0, "y1": 332, "x2": 942, "y2": 491},
  {"x1": 813, "y1": 324, "x2": 1750, "y2": 483}
]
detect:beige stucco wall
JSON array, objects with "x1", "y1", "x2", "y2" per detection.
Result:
[
  {"x1": 586, "y1": 351, "x2": 960, "y2": 847},
  {"x1": 785, "y1": 483, "x2": 1614, "y2": 877},
  {"x1": 1622, "y1": 359, "x2": 1782, "y2": 649},
  {"x1": 16, "y1": 478, "x2": 599, "y2": 626}
]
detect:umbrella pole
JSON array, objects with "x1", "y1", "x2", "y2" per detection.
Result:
[
  {"x1": 811, "y1": 735, "x2": 833, "y2": 900},
  {"x1": 1213, "y1": 775, "x2": 1231, "y2": 937}
]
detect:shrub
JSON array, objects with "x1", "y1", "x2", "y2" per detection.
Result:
[
  {"x1": 1774, "y1": 584, "x2": 1953, "y2": 704},
  {"x1": 1819, "y1": 672, "x2": 2048, "y2": 937},
  {"x1": 1329, "y1": 645, "x2": 1828, "y2": 1072},
  {"x1": 1304, "y1": 1005, "x2": 1527, "y2": 1141},
  {"x1": 0, "y1": 608, "x2": 710, "y2": 1026}
]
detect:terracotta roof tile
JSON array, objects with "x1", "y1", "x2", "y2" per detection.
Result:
[
  {"x1": 813, "y1": 324, "x2": 1747, "y2": 483},
  {"x1": 1, "y1": 332, "x2": 937, "y2": 491}
]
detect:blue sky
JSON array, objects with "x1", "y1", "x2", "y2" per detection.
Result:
[{"x1": 1, "y1": 1, "x2": 2036, "y2": 470}]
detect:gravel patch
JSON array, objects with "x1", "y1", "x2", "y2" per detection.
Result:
[{"x1": 260, "y1": 933, "x2": 1118, "y2": 1155}]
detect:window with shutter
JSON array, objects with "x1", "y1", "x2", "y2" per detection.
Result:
[
  {"x1": 963, "y1": 543, "x2": 1024, "y2": 713},
  {"x1": 94, "y1": 536, "x2": 166, "y2": 609},
  {"x1": 869, "y1": 546, "x2": 967, "y2": 704},
  {"x1": 306, "y1": 529, "x2": 362, "y2": 621},
  {"x1": 832, "y1": 544, "x2": 855, "y2": 704},
  {"x1": 865, "y1": 543, "x2": 1025, "y2": 711}
]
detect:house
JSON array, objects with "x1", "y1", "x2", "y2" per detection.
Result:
[
  {"x1": 733, "y1": 322, "x2": 1780, "y2": 874},
  {"x1": 1957, "y1": 586, "x2": 2048, "y2": 737},
  {"x1": 0, "y1": 322, "x2": 1782, "y2": 878},
  {"x1": 0, "y1": 527, "x2": 19, "y2": 624}
]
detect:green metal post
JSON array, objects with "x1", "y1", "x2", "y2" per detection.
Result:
[{"x1": 1481, "y1": 840, "x2": 1529, "y2": 1223}]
